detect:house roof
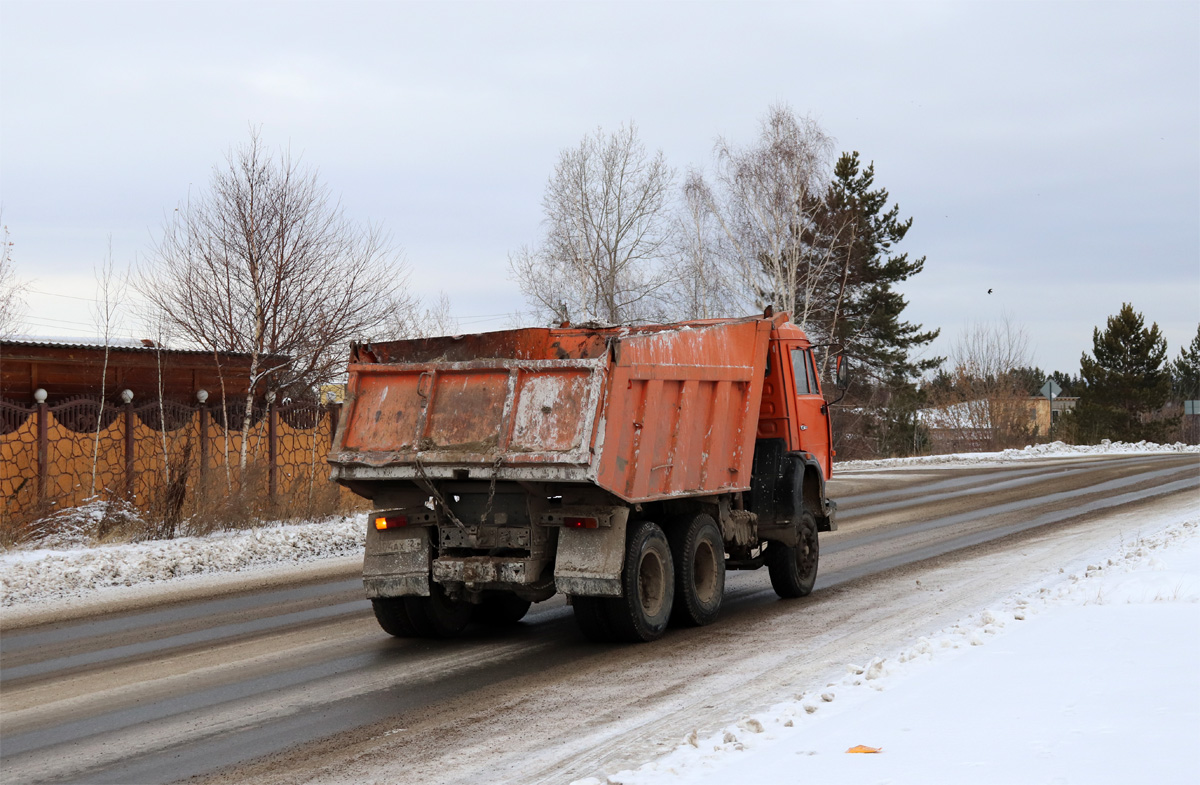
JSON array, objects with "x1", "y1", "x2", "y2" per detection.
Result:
[
  {"x1": 1, "y1": 336, "x2": 281, "y2": 404},
  {"x1": 1, "y1": 335, "x2": 251, "y2": 356}
]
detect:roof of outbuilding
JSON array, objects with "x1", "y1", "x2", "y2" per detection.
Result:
[{"x1": 1, "y1": 335, "x2": 254, "y2": 357}]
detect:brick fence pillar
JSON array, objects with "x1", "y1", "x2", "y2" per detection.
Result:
[
  {"x1": 267, "y1": 401, "x2": 278, "y2": 503},
  {"x1": 36, "y1": 399, "x2": 48, "y2": 502},
  {"x1": 124, "y1": 400, "x2": 135, "y2": 499},
  {"x1": 198, "y1": 404, "x2": 209, "y2": 488}
]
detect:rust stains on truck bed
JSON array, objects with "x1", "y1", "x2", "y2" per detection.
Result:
[{"x1": 332, "y1": 316, "x2": 786, "y2": 504}]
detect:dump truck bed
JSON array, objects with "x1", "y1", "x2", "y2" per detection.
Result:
[{"x1": 329, "y1": 316, "x2": 775, "y2": 503}]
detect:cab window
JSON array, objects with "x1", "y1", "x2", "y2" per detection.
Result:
[
  {"x1": 791, "y1": 348, "x2": 815, "y2": 395},
  {"x1": 805, "y1": 350, "x2": 820, "y2": 394}
]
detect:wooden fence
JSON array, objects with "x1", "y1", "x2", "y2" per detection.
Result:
[{"x1": 1, "y1": 396, "x2": 348, "y2": 536}]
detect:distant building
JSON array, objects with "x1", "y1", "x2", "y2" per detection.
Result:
[
  {"x1": 918, "y1": 395, "x2": 1079, "y2": 453},
  {"x1": 1027, "y1": 395, "x2": 1079, "y2": 435}
]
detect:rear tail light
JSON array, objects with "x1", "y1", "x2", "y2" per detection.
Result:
[
  {"x1": 374, "y1": 515, "x2": 408, "y2": 530},
  {"x1": 564, "y1": 516, "x2": 599, "y2": 529}
]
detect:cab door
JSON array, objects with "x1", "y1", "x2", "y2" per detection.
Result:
[{"x1": 786, "y1": 344, "x2": 832, "y2": 480}]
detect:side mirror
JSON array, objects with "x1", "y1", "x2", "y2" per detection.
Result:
[{"x1": 835, "y1": 355, "x2": 851, "y2": 389}]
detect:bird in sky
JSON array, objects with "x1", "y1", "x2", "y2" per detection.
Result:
[{"x1": 988, "y1": 288, "x2": 993, "y2": 294}]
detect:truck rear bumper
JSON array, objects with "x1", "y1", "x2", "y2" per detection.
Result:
[
  {"x1": 331, "y1": 463, "x2": 592, "y2": 484},
  {"x1": 432, "y1": 556, "x2": 538, "y2": 585}
]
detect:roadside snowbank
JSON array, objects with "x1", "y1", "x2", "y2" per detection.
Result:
[
  {"x1": 0, "y1": 516, "x2": 364, "y2": 607},
  {"x1": 837, "y1": 439, "x2": 1200, "y2": 471},
  {"x1": 3, "y1": 445, "x2": 1195, "y2": 608},
  {"x1": 585, "y1": 511, "x2": 1200, "y2": 785}
]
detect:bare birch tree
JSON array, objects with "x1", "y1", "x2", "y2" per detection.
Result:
[
  {"x1": 0, "y1": 218, "x2": 27, "y2": 337},
  {"x1": 700, "y1": 105, "x2": 842, "y2": 329},
  {"x1": 662, "y1": 171, "x2": 740, "y2": 320},
  {"x1": 951, "y1": 317, "x2": 1032, "y2": 383},
  {"x1": 145, "y1": 313, "x2": 174, "y2": 498},
  {"x1": 137, "y1": 128, "x2": 406, "y2": 470},
  {"x1": 928, "y1": 317, "x2": 1037, "y2": 450},
  {"x1": 89, "y1": 239, "x2": 127, "y2": 496},
  {"x1": 509, "y1": 123, "x2": 675, "y2": 325},
  {"x1": 392, "y1": 291, "x2": 458, "y2": 339}
]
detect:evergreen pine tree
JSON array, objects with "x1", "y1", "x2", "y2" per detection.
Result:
[
  {"x1": 1049, "y1": 370, "x2": 1081, "y2": 397},
  {"x1": 871, "y1": 376, "x2": 931, "y2": 457},
  {"x1": 1073, "y1": 304, "x2": 1171, "y2": 442},
  {"x1": 1011, "y1": 366, "x2": 1047, "y2": 396},
  {"x1": 1172, "y1": 324, "x2": 1200, "y2": 402},
  {"x1": 810, "y1": 152, "x2": 940, "y2": 384}
]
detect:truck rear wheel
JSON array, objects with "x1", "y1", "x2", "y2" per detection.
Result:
[
  {"x1": 472, "y1": 592, "x2": 533, "y2": 626},
  {"x1": 608, "y1": 520, "x2": 675, "y2": 642},
  {"x1": 371, "y1": 597, "x2": 418, "y2": 637},
  {"x1": 573, "y1": 596, "x2": 615, "y2": 642},
  {"x1": 766, "y1": 510, "x2": 819, "y2": 598},
  {"x1": 572, "y1": 520, "x2": 675, "y2": 643},
  {"x1": 669, "y1": 513, "x2": 725, "y2": 627},
  {"x1": 404, "y1": 584, "x2": 473, "y2": 638}
]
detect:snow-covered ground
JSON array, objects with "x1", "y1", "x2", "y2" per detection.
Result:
[
  {"x1": 0, "y1": 515, "x2": 364, "y2": 608},
  {"x1": 1, "y1": 440, "x2": 1195, "y2": 611},
  {"x1": 2, "y1": 443, "x2": 1197, "y2": 782},
  {"x1": 4, "y1": 441, "x2": 1195, "y2": 612},
  {"x1": 580, "y1": 509, "x2": 1200, "y2": 785},
  {"x1": 836, "y1": 439, "x2": 1200, "y2": 471}
]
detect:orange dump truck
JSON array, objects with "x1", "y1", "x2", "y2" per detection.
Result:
[{"x1": 328, "y1": 312, "x2": 841, "y2": 642}]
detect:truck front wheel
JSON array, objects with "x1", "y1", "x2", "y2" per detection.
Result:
[
  {"x1": 669, "y1": 513, "x2": 725, "y2": 627},
  {"x1": 766, "y1": 511, "x2": 819, "y2": 599}
]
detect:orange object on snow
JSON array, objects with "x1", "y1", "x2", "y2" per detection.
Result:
[{"x1": 846, "y1": 745, "x2": 882, "y2": 754}]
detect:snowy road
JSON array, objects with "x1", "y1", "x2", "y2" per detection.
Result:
[{"x1": 1, "y1": 452, "x2": 1197, "y2": 785}]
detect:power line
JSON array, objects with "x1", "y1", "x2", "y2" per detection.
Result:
[
  {"x1": 27, "y1": 287, "x2": 518, "y2": 322},
  {"x1": 456, "y1": 316, "x2": 511, "y2": 326},
  {"x1": 22, "y1": 314, "x2": 95, "y2": 328},
  {"x1": 25, "y1": 287, "x2": 103, "y2": 303}
]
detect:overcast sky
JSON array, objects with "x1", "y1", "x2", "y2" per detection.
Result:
[{"x1": 1, "y1": 0, "x2": 1197, "y2": 376}]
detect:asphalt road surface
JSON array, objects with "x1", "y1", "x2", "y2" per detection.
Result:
[{"x1": 2, "y1": 452, "x2": 1197, "y2": 785}]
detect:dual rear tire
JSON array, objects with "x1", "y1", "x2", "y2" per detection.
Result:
[
  {"x1": 573, "y1": 514, "x2": 727, "y2": 643},
  {"x1": 405, "y1": 583, "x2": 473, "y2": 638},
  {"x1": 669, "y1": 514, "x2": 725, "y2": 628},
  {"x1": 574, "y1": 519, "x2": 676, "y2": 643},
  {"x1": 372, "y1": 586, "x2": 530, "y2": 639},
  {"x1": 375, "y1": 508, "x2": 803, "y2": 642},
  {"x1": 472, "y1": 591, "x2": 532, "y2": 626}
]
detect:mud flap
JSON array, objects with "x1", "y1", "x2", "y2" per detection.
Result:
[
  {"x1": 819, "y1": 498, "x2": 838, "y2": 532},
  {"x1": 553, "y1": 506, "x2": 629, "y2": 597},
  {"x1": 363, "y1": 524, "x2": 431, "y2": 598}
]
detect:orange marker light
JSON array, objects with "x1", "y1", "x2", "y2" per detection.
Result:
[
  {"x1": 374, "y1": 515, "x2": 408, "y2": 530},
  {"x1": 564, "y1": 516, "x2": 599, "y2": 529}
]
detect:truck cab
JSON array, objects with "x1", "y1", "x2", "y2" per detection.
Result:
[{"x1": 759, "y1": 321, "x2": 834, "y2": 479}]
